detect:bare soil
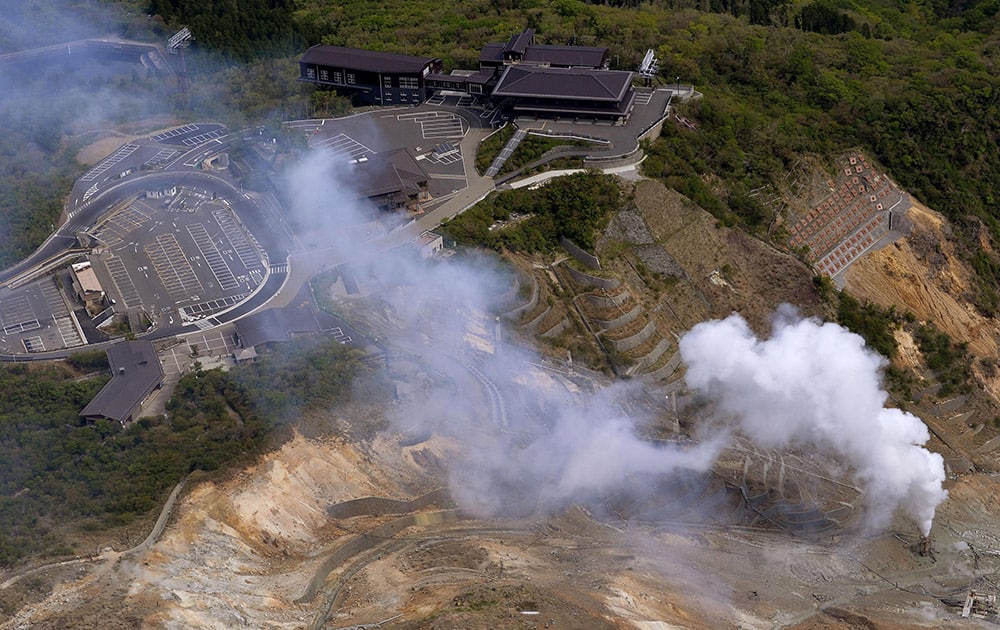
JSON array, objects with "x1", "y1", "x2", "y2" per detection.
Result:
[{"x1": 6, "y1": 426, "x2": 998, "y2": 629}]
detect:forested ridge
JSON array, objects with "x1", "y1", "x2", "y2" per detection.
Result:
[
  {"x1": 0, "y1": 339, "x2": 364, "y2": 569},
  {"x1": 147, "y1": 0, "x2": 997, "y2": 309}
]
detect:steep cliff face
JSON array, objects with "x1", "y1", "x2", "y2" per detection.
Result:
[
  {"x1": 844, "y1": 200, "x2": 1000, "y2": 407},
  {"x1": 844, "y1": 199, "x2": 998, "y2": 358}
]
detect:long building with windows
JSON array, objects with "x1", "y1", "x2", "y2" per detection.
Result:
[
  {"x1": 301, "y1": 28, "x2": 635, "y2": 122},
  {"x1": 299, "y1": 46, "x2": 442, "y2": 105}
]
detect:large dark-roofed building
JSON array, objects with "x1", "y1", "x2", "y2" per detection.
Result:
[
  {"x1": 351, "y1": 149, "x2": 429, "y2": 212},
  {"x1": 522, "y1": 45, "x2": 609, "y2": 68},
  {"x1": 299, "y1": 45, "x2": 442, "y2": 105},
  {"x1": 80, "y1": 341, "x2": 164, "y2": 424},
  {"x1": 479, "y1": 29, "x2": 609, "y2": 70},
  {"x1": 491, "y1": 65, "x2": 635, "y2": 121}
]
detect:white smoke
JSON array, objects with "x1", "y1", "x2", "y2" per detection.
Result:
[
  {"x1": 279, "y1": 148, "x2": 729, "y2": 519},
  {"x1": 679, "y1": 306, "x2": 948, "y2": 536},
  {"x1": 442, "y1": 383, "x2": 727, "y2": 518}
]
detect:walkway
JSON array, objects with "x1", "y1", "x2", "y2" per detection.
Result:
[{"x1": 484, "y1": 129, "x2": 527, "y2": 177}]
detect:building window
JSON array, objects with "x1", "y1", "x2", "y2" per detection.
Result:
[
  {"x1": 383, "y1": 76, "x2": 392, "y2": 87},
  {"x1": 333, "y1": 71, "x2": 343, "y2": 83},
  {"x1": 399, "y1": 76, "x2": 418, "y2": 89},
  {"x1": 306, "y1": 67, "x2": 316, "y2": 80},
  {"x1": 347, "y1": 73, "x2": 356, "y2": 85},
  {"x1": 319, "y1": 69, "x2": 329, "y2": 81}
]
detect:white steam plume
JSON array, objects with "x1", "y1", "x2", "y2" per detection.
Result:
[
  {"x1": 679, "y1": 306, "x2": 948, "y2": 536},
  {"x1": 280, "y1": 148, "x2": 728, "y2": 519}
]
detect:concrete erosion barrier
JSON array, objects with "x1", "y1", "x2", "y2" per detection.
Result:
[
  {"x1": 607, "y1": 320, "x2": 657, "y2": 353},
  {"x1": 565, "y1": 265, "x2": 620, "y2": 291}
]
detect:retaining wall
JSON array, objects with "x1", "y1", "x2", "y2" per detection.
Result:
[
  {"x1": 522, "y1": 304, "x2": 552, "y2": 333},
  {"x1": 501, "y1": 272, "x2": 539, "y2": 321},
  {"x1": 641, "y1": 351, "x2": 682, "y2": 381},
  {"x1": 608, "y1": 320, "x2": 657, "y2": 353},
  {"x1": 631, "y1": 337, "x2": 671, "y2": 373},
  {"x1": 565, "y1": 265, "x2": 620, "y2": 291},
  {"x1": 540, "y1": 317, "x2": 571, "y2": 338},
  {"x1": 592, "y1": 304, "x2": 643, "y2": 331},
  {"x1": 560, "y1": 236, "x2": 600, "y2": 270},
  {"x1": 583, "y1": 290, "x2": 632, "y2": 310}
]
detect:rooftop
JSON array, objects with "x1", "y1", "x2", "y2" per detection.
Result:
[
  {"x1": 350, "y1": 149, "x2": 428, "y2": 200},
  {"x1": 72, "y1": 261, "x2": 104, "y2": 294},
  {"x1": 522, "y1": 45, "x2": 608, "y2": 68},
  {"x1": 300, "y1": 45, "x2": 439, "y2": 74},
  {"x1": 234, "y1": 304, "x2": 321, "y2": 349},
  {"x1": 492, "y1": 66, "x2": 633, "y2": 102},
  {"x1": 80, "y1": 341, "x2": 163, "y2": 423},
  {"x1": 504, "y1": 28, "x2": 535, "y2": 55}
]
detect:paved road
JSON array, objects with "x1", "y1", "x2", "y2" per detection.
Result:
[{"x1": 0, "y1": 171, "x2": 247, "y2": 286}]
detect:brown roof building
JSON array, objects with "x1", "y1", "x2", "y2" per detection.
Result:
[
  {"x1": 299, "y1": 45, "x2": 442, "y2": 105},
  {"x1": 479, "y1": 29, "x2": 609, "y2": 70},
  {"x1": 491, "y1": 65, "x2": 635, "y2": 120},
  {"x1": 80, "y1": 341, "x2": 164, "y2": 424},
  {"x1": 300, "y1": 28, "x2": 632, "y2": 121},
  {"x1": 350, "y1": 149, "x2": 430, "y2": 212}
]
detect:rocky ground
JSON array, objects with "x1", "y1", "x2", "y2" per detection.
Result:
[
  {"x1": 5, "y1": 427, "x2": 1000, "y2": 629},
  {"x1": 6, "y1": 171, "x2": 1000, "y2": 628}
]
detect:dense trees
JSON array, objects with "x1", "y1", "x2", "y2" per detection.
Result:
[
  {"x1": 0, "y1": 338, "x2": 364, "y2": 568},
  {"x1": 443, "y1": 171, "x2": 620, "y2": 252},
  {"x1": 148, "y1": 0, "x2": 308, "y2": 61}
]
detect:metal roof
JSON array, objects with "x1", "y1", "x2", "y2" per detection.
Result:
[
  {"x1": 481, "y1": 30, "x2": 607, "y2": 68},
  {"x1": 479, "y1": 43, "x2": 504, "y2": 65},
  {"x1": 492, "y1": 66, "x2": 633, "y2": 102},
  {"x1": 80, "y1": 341, "x2": 163, "y2": 423},
  {"x1": 504, "y1": 28, "x2": 535, "y2": 55},
  {"x1": 350, "y1": 149, "x2": 428, "y2": 199},
  {"x1": 522, "y1": 45, "x2": 608, "y2": 68},
  {"x1": 300, "y1": 45, "x2": 438, "y2": 74},
  {"x1": 234, "y1": 304, "x2": 321, "y2": 349}
]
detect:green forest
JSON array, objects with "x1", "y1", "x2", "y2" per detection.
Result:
[
  {"x1": 443, "y1": 171, "x2": 621, "y2": 251},
  {"x1": 0, "y1": 339, "x2": 365, "y2": 569}
]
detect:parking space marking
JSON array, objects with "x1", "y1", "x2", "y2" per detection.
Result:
[
  {"x1": 54, "y1": 315, "x2": 84, "y2": 348},
  {"x1": 396, "y1": 111, "x2": 466, "y2": 139},
  {"x1": 211, "y1": 208, "x2": 264, "y2": 274},
  {"x1": 40, "y1": 278, "x2": 66, "y2": 314},
  {"x1": 311, "y1": 133, "x2": 373, "y2": 161},
  {"x1": 152, "y1": 124, "x2": 198, "y2": 143},
  {"x1": 146, "y1": 233, "x2": 204, "y2": 300},
  {"x1": 81, "y1": 144, "x2": 140, "y2": 181},
  {"x1": 424, "y1": 149, "x2": 463, "y2": 166},
  {"x1": 0, "y1": 294, "x2": 34, "y2": 326},
  {"x1": 92, "y1": 204, "x2": 152, "y2": 248},
  {"x1": 182, "y1": 294, "x2": 246, "y2": 320},
  {"x1": 22, "y1": 336, "x2": 44, "y2": 352},
  {"x1": 2, "y1": 319, "x2": 40, "y2": 335},
  {"x1": 144, "y1": 148, "x2": 181, "y2": 169},
  {"x1": 104, "y1": 255, "x2": 142, "y2": 308},
  {"x1": 396, "y1": 111, "x2": 446, "y2": 121},
  {"x1": 181, "y1": 129, "x2": 227, "y2": 146},
  {"x1": 186, "y1": 223, "x2": 239, "y2": 291}
]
